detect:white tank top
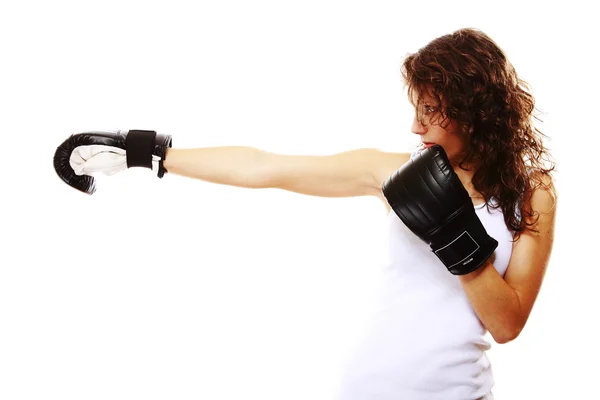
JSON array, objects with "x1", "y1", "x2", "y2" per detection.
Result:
[{"x1": 336, "y1": 200, "x2": 514, "y2": 400}]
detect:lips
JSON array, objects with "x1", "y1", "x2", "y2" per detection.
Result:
[{"x1": 422, "y1": 142, "x2": 435, "y2": 148}]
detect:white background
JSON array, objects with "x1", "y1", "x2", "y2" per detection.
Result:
[{"x1": 1, "y1": 1, "x2": 597, "y2": 399}]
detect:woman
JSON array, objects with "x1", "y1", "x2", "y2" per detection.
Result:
[{"x1": 54, "y1": 28, "x2": 557, "y2": 399}]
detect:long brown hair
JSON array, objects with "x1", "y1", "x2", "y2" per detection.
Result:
[{"x1": 401, "y1": 28, "x2": 555, "y2": 239}]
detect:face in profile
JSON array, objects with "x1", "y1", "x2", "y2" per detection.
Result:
[{"x1": 410, "y1": 91, "x2": 467, "y2": 165}]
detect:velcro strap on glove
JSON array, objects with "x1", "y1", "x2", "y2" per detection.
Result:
[{"x1": 126, "y1": 130, "x2": 157, "y2": 169}]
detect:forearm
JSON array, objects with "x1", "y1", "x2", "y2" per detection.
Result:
[
  {"x1": 458, "y1": 259, "x2": 524, "y2": 344},
  {"x1": 162, "y1": 146, "x2": 270, "y2": 188}
]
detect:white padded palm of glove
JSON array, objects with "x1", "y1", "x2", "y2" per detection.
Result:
[{"x1": 69, "y1": 145, "x2": 160, "y2": 176}]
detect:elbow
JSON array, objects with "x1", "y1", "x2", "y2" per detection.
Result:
[{"x1": 492, "y1": 325, "x2": 523, "y2": 344}]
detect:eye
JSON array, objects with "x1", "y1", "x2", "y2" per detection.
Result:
[{"x1": 423, "y1": 104, "x2": 437, "y2": 114}]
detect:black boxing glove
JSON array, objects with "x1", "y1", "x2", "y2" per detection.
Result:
[
  {"x1": 382, "y1": 145, "x2": 498, "y2": 275},
  {"x1": 53, "y1": 129, "x2": 172, "y2": 194}
]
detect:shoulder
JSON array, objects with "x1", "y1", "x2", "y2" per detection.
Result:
[
  {"x1": 525, "y1": 170, "x2": 557, "y2": 224},
  {"x1": 371, "y1": 150, "x2": 412, "y2": 182},
  {"x1": 364, "y1": 150, "x2": 412, "y2": 209}
]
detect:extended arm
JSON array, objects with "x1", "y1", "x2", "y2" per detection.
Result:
[
  {"x1": 163, "y1": 146, "x2": 410, "y2": 198},
  {"x1": 54, "y1": 129, "x2": 409, "y2": 198}
]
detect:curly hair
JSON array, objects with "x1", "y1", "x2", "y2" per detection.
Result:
[{"x1": 401, "y1": 28, "x2": 556, "y2": 240}]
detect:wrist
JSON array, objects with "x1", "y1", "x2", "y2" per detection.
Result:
[
  {"x1": 459, "y1": 258, "x2": 494, "y2": 282},
  {"x1": 162, "y1": 147, "x2": 175, "y2": 171}
]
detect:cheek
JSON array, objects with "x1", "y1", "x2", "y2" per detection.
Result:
[
  {"x1": 437, "y1": 129, "x2": 464, "y2": 156},
  {"x1": 431, "y1": 126, "x2": 454, "y2": 146}
]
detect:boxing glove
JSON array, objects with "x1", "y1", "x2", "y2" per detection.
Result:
[
  {"x1": 53, "y1": 129, "x2": 172, "y2": 194},
  {"x1": 382, "y1": 145, "x2": 498, "y2": 275}
]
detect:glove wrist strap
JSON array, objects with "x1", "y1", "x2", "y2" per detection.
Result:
[
  {"x1": 125, "y1": 130, "x2": 173, "y2": 178},
  {"x1": 126, "y1": 130, "x2": 156, "y2": 169}
]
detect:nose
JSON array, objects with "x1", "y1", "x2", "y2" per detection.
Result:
[{"x1": 411, "y1": 114, "x2": 427, "y2": 135}]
